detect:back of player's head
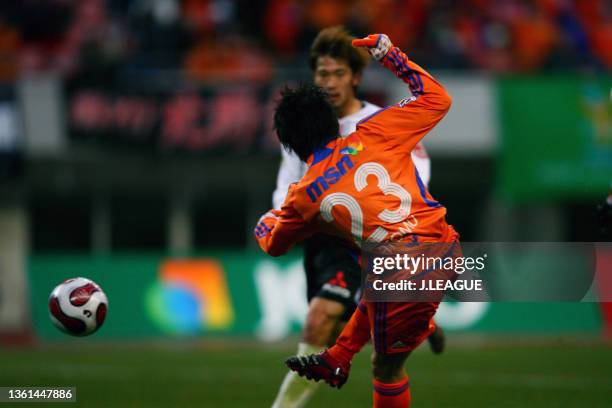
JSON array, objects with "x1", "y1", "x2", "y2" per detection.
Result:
[
  {"x1": 309, "y1": 26, "x2": 370, "y2": 75},
  {"x1": 274, "y1": 83, "x2": 339, "y2": 162}
]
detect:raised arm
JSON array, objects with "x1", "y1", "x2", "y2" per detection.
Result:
[{"x1": 352, "y1": 34, "x2": 452, "y2": 152}]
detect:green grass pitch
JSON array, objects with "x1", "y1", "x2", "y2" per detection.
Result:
[{"x1": 1, "y1": 339, "x2": 611, "y2": 407}]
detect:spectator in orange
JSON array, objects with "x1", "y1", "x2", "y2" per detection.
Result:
[
  {"x1": 511, "y1": 3, "x2": 558, "y2": 71},
  {"x1": 185, "y1": 34, "x2": 272, "y2": 82}
]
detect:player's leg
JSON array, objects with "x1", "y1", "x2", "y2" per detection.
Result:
[
  {"x1": 302, "y1": 297, "x2": 346, "y2": 347},
  {"x1": 368, "y1": 301, "x2": 439, "y2": 408},
  {"x1": 327, "y1": 303, "x2": 444, "y2": 362},
  {"x1": 272, "y1": 339, "x2": 324, "y2": 408},
  {"x1": 326, "y1": 300, "x2": 371, "y2": 364},
  {"x1": 271, "y1": 298, "x2": 347, "y2": 407},
  {"x1": 283, "y1": 240, "x2": 455, "y2": 397},
  {"x1": 272, "y1": 301, "x2": 348, "y2": 408},
  {"x1": 284, "y1": 301, "x2": 436, "y2": 394},
  {"x1": 273, "y1": 299, "x2": 342, "y2": 408},
  {"x1": 286, "y1": 242, "x2": 458, "y2": 395},
  {"x1": 285, "y1": 299, "x2": 371, "y2": 390},
  {"x1": 371, "y1": 351, "x2": 412, "y2": 408},
  {"x1": 272, "y1": 236, "x2": 359, "y2": 407}
]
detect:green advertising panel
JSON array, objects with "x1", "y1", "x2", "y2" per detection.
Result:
[
  {"x1": 29, "y1": 253, "x2": 305, "y2": 340},
  {"x1": 497, "y1": 76, "x2": 612, "y2": 201},
  {"x1": 28, "y1": 253, "x2": 602, "y2": 341}
]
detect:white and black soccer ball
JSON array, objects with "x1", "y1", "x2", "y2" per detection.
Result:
[{"x1": 48, "y1": 277, "x2": 108, "y2": 336}]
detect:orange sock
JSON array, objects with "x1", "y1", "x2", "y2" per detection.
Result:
[
  {"x1": 372, "y1": 376, "x2": 411, "y2": 408},
  {"x1": 328, "y1": 301, "x2": 370, "y2": 364}
]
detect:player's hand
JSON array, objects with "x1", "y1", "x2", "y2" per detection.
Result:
[{"x1": 352, "y1": 34, "x2": 392, "y2": 61}]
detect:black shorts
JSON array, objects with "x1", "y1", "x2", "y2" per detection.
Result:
[{"x1": 303, "y1": 234, "x2": 361, "y2": 321}]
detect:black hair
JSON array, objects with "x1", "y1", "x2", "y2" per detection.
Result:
[
  {"x1": 309, "y1": 26, "x2": 370, "y2": 75},
  {"x1": 274, "y1": 83, "x2": 340, "y2": 162}
]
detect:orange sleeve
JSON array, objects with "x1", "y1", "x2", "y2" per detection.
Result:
[
  {"x1": 357, "y1": 46, "x2": 452, "y2": 153},
  {"x1": 254, "y1": 187, "x2": 315, "y2": 257}
]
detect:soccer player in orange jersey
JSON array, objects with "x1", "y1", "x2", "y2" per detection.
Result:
[
  {"x1": 271, "y1": 26, "x2": 442, "y2": 408},
  {"x1": 255, "y1": 34, "x2": 457, "y2": 407}
]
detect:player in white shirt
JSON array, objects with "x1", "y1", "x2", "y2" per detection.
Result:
[{"x1": 271, "y1": 27, "x2": 440, "y2": 408}]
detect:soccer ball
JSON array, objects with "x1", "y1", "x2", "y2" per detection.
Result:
[{"x1": 48, "y1": 277, "x2": 108, "y2": 336}]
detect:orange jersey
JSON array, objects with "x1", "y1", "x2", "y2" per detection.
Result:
[{"x1": 255, "y1": 46, "x2": 456, "y2": 256}]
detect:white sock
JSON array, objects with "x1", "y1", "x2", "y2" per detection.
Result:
[{"x1": 271, "y1": 342, "x2": 325, "y2": 408}]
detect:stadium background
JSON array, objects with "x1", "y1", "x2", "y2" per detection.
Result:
[{"x1": 0, "y1": 0, "x2": 611, "y2": 406}]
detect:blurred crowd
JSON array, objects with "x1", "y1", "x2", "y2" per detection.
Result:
[{"x1": 0, "y1": 0, "x2": 610, "y2": 82}]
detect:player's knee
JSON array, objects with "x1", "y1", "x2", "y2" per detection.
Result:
[
  {"x1": 371, "y1": 352, "x2": 410, "y2": 382},
  {"x1": 302, "y1": 299, "x2": 345, "y2": 346},
  {"x1": 371, "y1": 352, "x2": 391, "y2": 380}
]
